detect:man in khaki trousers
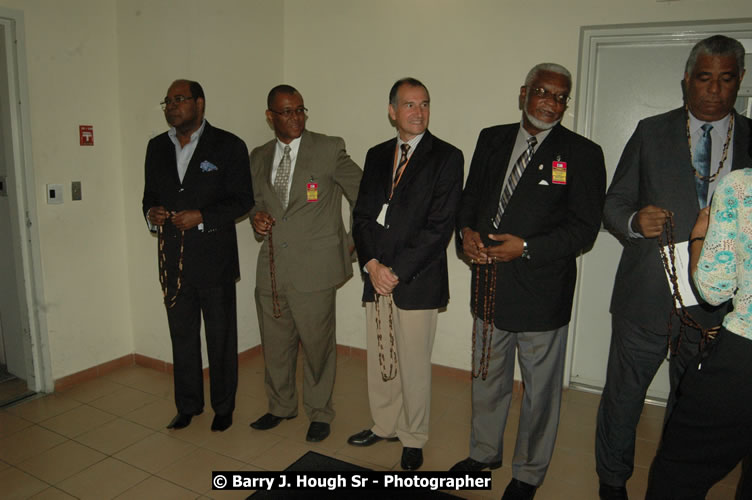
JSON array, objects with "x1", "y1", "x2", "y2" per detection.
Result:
[{"x1": 348, "y1": 77, "x2": 464, "y2": 471}]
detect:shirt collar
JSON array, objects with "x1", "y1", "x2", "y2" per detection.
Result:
[
  {"x1": 276, "y1": 135, "x2": 302, "y2": 157},
  {"x1": 168, "y1": 119, "x2": 206, "y2": 147},
  {"x1": 397, "y1": 131, "x2": 425, "y2": 156},
  {"x1": 518, "y1": 120, "x2": 554, "y2": 145},
  {"x1": 688, "y1": 110, "x2": 732, "y2": 136}
]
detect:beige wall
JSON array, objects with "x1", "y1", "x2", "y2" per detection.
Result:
[
  {"x1": 282, "y1": 0, "x2": 752, "y2": 369},
  {"x1": 1, "y1": 0, "x2": 750, "y2": 382},
  {"x1": 0, "y1": 0, "x2": 133, "y2": 380},
  {"x1": 116, "y1": 0, "x2": 283, "y2": 372}
]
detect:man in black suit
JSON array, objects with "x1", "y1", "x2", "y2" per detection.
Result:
[
  {"x1": 452, "y1": 63, "x2": 606, "y2": 500},
  {"x1": 142, "y1": 79, "x2": 253, "y2": 432},
  {"x1": 347, "y1": 78, "x2": 464, "y2": 471},
  {"x1": 596, "y1": 35, "x2": 750, "y2": 500}
]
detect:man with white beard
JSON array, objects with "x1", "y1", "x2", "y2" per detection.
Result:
[{"x1": 451, "y1": 63, "x2": 606, "y2": 500}]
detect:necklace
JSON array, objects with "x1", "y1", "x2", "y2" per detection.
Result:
[
  {"x1": 373, "y1": 293, "x2": 398, "y2": 381},
  {"x1": 158, "y1": 223, "x2": 184, "y2": 309},
  {"x1": 685, "y1": 106, "x2": 733, "y2": 183},
  {"x1": 267, "y1": 228, "x2": 282, "y2": 319},
  {"x1": 656, "y1": 212, "x2": 718, "y2": 355},
  {"x1": 471, "y1": 263, "x2": 496, "y2": 380}
]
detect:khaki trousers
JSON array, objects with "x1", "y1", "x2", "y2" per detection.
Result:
[{"x1": 366, "y1": 298, "x2": 437, "y2": 448}]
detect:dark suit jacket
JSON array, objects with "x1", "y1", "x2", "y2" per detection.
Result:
[
  {"x1": 604, "y1": 107, "x2": 752, "y2": 333},
  {"x1": 456, "y1": 123, "x2": 606, "y2": 332},
  {"x1": 142, "y1": 121, "x2": 253, "y2": 288},
  {"x1": 353, "y1": 130, "x2": 464, "y2": 309},
  {"x1": 250, "y1": 130, "x2": 362, "y2": 293}
]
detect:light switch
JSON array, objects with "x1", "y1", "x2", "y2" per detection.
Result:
[
  {"x1": 46, "y1": 184, "x2": 63, "y2": 204},
  {"x1": 72, "y1": 181, "x2": 82, "y2": 201}
]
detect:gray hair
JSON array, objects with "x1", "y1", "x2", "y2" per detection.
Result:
[
  {"x1": 685, "y1": 35, "x2": 745, "y2": 75},
  {"x1": 524, "y1": 63, "x2": 572, "y2": 88},
  {"x1": 389, "y1": 77, "x2": 429, "y2": 107}
]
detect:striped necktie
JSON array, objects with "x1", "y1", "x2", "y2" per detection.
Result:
[
  {"x1": 394, "y1": 143, "x2": 410, "y2": 182},
  {"x1": 493, "y1": 136, "x2": 537, "y2": 229}
]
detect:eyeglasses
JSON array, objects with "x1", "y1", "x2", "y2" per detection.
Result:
[
  {"x1": 268, "y1": 107, "x2": 308, "y2": 118},
  {"x1": 160, "y1": 95, "x2": 194, "y2": 110},
  {"x1": 528, "y1": 87, "x2": 571, "y2": 105}
]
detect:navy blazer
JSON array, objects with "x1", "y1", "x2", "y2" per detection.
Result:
[
  {"x1": 353, "y1": 130, "x2": 464, "y2": 309},
  {"x1": 456, "y1": 123, "x2": 606, "y2": 331},
  {"x1": 142, "y1": 121, "x2": 254, "y2": 288}
]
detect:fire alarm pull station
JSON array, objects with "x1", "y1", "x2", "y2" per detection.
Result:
[{"x1": 79, "y1": 125, "x2": 94, "y2": 146}]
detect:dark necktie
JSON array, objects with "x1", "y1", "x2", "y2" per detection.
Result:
[
  {"x1": 273, "y1": 145, "x2": 292, "y2": 209},
  {"x1": 493, "y1": 136, "x2": 537, "y2": 229},
  {"x1": 694, "y1": 124, "x2": 712, "y2": 209},
  {"x1": 394, "y1": 143, "x2": 410, "y2": 183}
]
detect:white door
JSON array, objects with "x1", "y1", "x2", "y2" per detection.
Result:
[
  {"x1": 0, "y1": 10, "x2": 47, "y2": 397},
  {"x1": 568, "y1": 21, "x2": 752, "y2": 402}
]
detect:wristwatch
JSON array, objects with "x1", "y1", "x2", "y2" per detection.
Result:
[{"x1": 521, "y1": 240, "x2": 530, "y2": 260}]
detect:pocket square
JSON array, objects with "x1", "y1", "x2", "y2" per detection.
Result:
[
  {"x1": 538, "y1": 179, "x2": 549, "y2": 186},
  {"x1": 200, "y1": 161, "x2": 218, "y2": 172}
]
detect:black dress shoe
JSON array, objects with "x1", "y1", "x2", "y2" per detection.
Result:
[
  {"x1": 347, "y1": 429, "x2": 399, "y2": 447},
  {"x1": 599, "y1": 482, "x2": 628, "y2": 500},
  {"x1": 250, "y1": 412, "x2": 295, "y2": 430},
  {"x1": 211, "y1": 414, "x2": 232, "y2": 432},
  {"x1": 167, "y1": 411, "x2": 201, "y2": 430},
  {"x1": 306, "y1": 422, "x2": 330, "y2": 442},
  {"x1": 450, "y1": 456, "x2": 502, "y2": 471},
  {"x1": 501, "y1": 478, "x2": 537, "y2": 500},
  {"x1": 401, "y1": 447, "x2": 423, "y2": 470}
]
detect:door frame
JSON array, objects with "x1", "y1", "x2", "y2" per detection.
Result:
[
  {"x1": 565, "y1": 18, "x2": 752, "y2": 396},
  {"x1": 1, "y1": 7, "x2": 52, "y2": 393}
]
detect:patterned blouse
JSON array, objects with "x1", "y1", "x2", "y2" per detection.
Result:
[{"x1": 694, "y1": 169, "x2": 752, "y2": 339}]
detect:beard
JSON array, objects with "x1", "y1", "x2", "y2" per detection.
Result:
[
  {"x1": 522, "y1": 93, "x2": 561, "y2": 131},
  {"x1": 523, "y1": 108, "x2": 560, "y2": 131}
]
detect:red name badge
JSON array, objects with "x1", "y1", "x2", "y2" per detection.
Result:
[
  {"x1": 552, "y1": 161, "x2": 567, "y2": 185},
  {"x1": 306, "y1": 182, "x2": 319, "y2": 202}
]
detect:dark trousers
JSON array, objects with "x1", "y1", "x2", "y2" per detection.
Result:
[
  {"x1": 166, "y1": 282, "x2": 238, "y2": 416},
  {"x1": 595, "y1": 314, "x2": 701, "y2": 486},
  {"x1": 646, "y1": 327, "x2": 752, "y2": 499}
]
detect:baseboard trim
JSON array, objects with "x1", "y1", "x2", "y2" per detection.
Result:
[{"x1": 54, "y1": 344, "x2": 523, "y2": 394}]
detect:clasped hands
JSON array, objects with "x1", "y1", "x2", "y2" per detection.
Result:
[
  {"x1": 148, "y1": 206, "x2": 203, "y2": 231},
  {"x1": 366, "y1": 259, "x2": 399, "y2": 296},
  {"x1": 461, "y1": 227, "x2": 524, "y2": 263}
]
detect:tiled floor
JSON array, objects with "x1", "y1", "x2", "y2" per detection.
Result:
[
  {"x1": 0, "y1": 374, "x2": 32, "y2": 406},
  {"x1": 0, "y1": 352, "x2": 740, "y2": 499}
]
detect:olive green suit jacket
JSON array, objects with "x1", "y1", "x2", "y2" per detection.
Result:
[{"x1": 250, "y1": 129, "x2": 362, "y2": 292}]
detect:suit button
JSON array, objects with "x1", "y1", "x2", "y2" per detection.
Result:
[
  {"x1": 281, "y1": 242, "x2": 288, "y2": 248},
  {"x1": 386, "y1": 224, "x2": 390, "y2": 229}
]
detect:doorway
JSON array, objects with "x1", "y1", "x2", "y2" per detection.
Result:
[
  {"x1": 567, "y1": 19, "x2": 752, "y2": 402},
  {"x1": 0, "y1": 8, "x2": 49, "y2": 405}
]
